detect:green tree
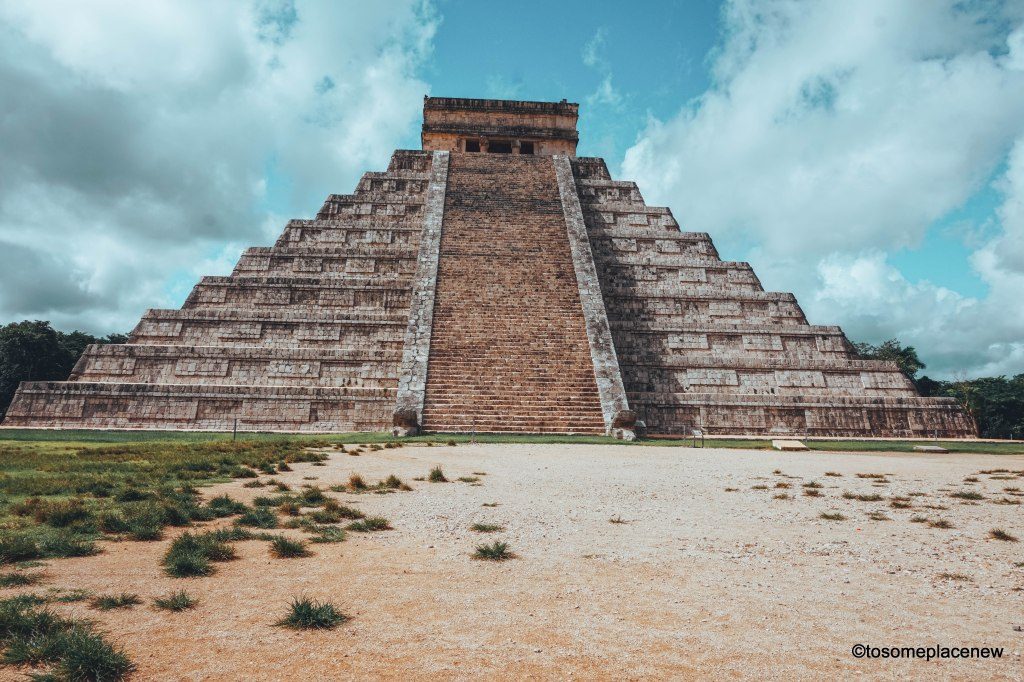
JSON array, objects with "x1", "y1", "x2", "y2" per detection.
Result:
[
  {"x1": 0, "y1": 321, "x2": 125, "y2": 417},
  {"x1": 853, "y1": 338, "x2": 926, "y2": 380}
]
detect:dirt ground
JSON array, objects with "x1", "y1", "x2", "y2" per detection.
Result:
[{"x1": 6, "y1": 443, "x2": 1024, "y2": 680}]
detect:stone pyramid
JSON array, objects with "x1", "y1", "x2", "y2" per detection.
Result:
[{"x1": 3, "y1": 97, "x2": 974, "y2": 438}]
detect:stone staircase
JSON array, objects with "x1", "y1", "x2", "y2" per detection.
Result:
[{"x1": 421, "y1": 153, "x2": 605, "y2": 433}]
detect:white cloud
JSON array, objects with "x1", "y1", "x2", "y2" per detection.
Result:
[
  {"x1": 621, "y1": 0, "x2": 1024, "y2": 378},
  {"x1": 0, "y1": 0, "x2": 436, "y2": 334},
  {"x1": 582, "y1": 27, "x2": 621, "y2": 108}
]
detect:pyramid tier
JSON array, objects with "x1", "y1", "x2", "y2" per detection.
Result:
[
  {"x1": 70, "y1": 344, "x2": 400, "y2": 389},
  {"x1": 3, "y1": 382, "x2": 392, "y2": 431}
]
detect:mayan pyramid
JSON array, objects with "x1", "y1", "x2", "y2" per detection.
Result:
[{"x1": 3, "y1": 97, "x2": 974, "y2": 438}]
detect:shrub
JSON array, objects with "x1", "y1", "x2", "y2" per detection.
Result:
[
  {"x1": 428, "y1": 466, "x2": 448, "y2": 483},
  {"x1": 153, "y1": 590, "x2": 197, "y2": 612},
  {"x1": 270, "y1": 537, "x2": 312, "y2": 559},
  {"x1": 347, "y1": 475, "x2": 368, "y2": 491},
  {"x1": 276, "y1": 596, "x2": 348, "y2": 629},
  {"x1": 473, "y1": 541, "x2": 513, "y2": 561}
]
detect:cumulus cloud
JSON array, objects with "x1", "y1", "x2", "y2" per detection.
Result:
[
  {"x1": 622, "y1": 0, "x2": 1024, "y2": 378},
  {"x1": 0, "y1": 0, "x2": 436, "y2": 334}
]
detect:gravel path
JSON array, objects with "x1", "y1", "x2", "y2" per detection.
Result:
[{"x1": 16, "y1": 443, "x2": 1024, "y2": 680}]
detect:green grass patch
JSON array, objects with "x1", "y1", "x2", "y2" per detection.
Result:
[
  {"x1": 3, "y1": 429, "x2": 1023, "y2": 454},
  {"x1": 0, "y1": 571, "x2": 44, "y2": 588},
  {"x1": 0, "y1": 594, "x2": 134, "y2": 679},
  {"x1": 428, "y1": 466, "x2": 448, "y2": 483},
  {"x1": 0, "y1": 437, "x2": 327, "y2": 573}
]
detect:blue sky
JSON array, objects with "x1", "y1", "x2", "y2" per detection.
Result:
[{"x1": 1, "y1": 0, "x2": 1024, "y2": 378}]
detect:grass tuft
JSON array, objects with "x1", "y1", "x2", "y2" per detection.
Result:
[
  {"x1": 472, "y1": 541, "x2": 514, "y2": 561},
  {"x1": 90, "y1": 593, "x2": 141, "y2": 611},
  {"x1": 842, "y1": 492, "x2": 884, "y2": 502},
  {"x1": 270, "y1": 536, "x2": 313, "y2": 558},
  {"x1": 236, "y1": 506, "x2": 278, "y2": 529},
  {"x1": 276, "y1": 596, "x2": 348, "y2": 629},
  {"x1": 819, "y1": 512, "x2": 846, "y2": 521},
  {"x1": 153, "y1": 590, "x2": 197, "y2": 612},
  {"x1": 0, "y1": 572, "x2": 44, "y2": 588},
  {"x1": 989, "y1": 528, "x2": 1019, "y2": 542},
  {"x1": 470, "y1": 523, "x2": 504, "y2": 533},
  {"x1": 428, "y1": 466, "x2": 448, "y2": 483},
  {"x1": 950, "y1": 490, "x2": 984, "y2": 501},
  {"x1": 927, "y1": 518, "x2": 954, "y2": 529},
  {"x1": 162, "y1": 531, "x2": 238, "y2": 578},
  {"x1": 346, "y1": 517, "x2": 391, "y2": 532}
]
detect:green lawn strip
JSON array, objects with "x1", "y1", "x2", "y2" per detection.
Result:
[
  {"x1": 0, "y1": 438, "x2": 329, "y2": 565},
  {"x1": 1, "y1": 429, "x2": 1021, "y2": 454}
]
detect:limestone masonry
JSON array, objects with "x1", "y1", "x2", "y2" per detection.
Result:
[{"x1": 3, "y1": 97, "x2": 975, "y2": 438}]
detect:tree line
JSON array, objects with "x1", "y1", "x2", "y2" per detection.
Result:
[
  {"x1": 853, "y1": 339, "x2": 1023, "y2": 439},
  {"x1": 0, "y1": 321, "x2": 127, "y2": 417},
  {"x1": 0, "y1": 320, "x2": 1021, "y2": 438}
]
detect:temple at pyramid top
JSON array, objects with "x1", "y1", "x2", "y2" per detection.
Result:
[
  {"x1": 2, "y1": 96, "x2": 975, "y2": 439},
  {"x1": 421, "y1": 96, "x2": 579, "y2": 156}
]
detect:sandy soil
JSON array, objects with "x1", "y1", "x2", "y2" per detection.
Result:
[{"x1": 5, "y1": 443, "x2": 1024, "y2": 681}]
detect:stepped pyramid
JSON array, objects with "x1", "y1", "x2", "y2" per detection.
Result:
[{"x1": 3, "y1": 97, "x2": 974, "y2": 438}]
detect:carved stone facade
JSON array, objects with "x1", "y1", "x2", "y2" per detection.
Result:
[{"x1": 2, "y1": 97, "x2": 975, "y2": 437}]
